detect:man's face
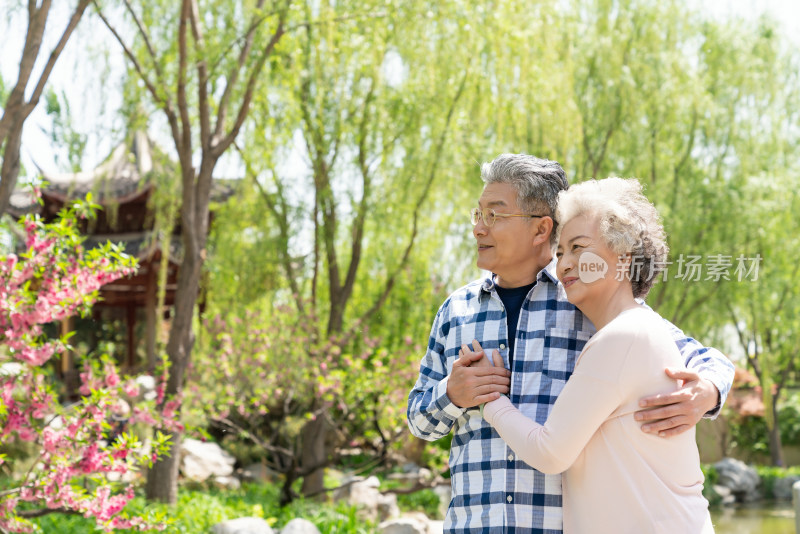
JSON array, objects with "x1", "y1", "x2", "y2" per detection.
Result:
[{"x1": 473, "y1": 182, "x2": 542, "y2": 288}]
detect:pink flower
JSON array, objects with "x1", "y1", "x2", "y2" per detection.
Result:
[
  {"x1": 122, "y1": 381, "x2": 140, "y2": 398},
  {"x1": 0, "y1": 212, "x2": 156, "y2": 530},
  {"x1": 104, "y1": 366, "x2": 120, "y2": 388}
]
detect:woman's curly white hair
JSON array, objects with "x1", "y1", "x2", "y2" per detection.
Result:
[{"x1": 555, "y1": 177, "x2": 669, "y2": 299}]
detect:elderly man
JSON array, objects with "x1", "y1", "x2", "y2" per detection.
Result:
[{"x1": 407, "y1": 154, "x2": 734, "y2": 533}]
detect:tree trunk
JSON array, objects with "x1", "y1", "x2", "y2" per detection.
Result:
[
  {"x1": 300, "y1": 413, "x2": 330, "y2": 497},
  {"x1": 768, "y1": 400, "x2": 785, "y2": 467},
  {"x1": 0, "y1": 0, "x2": 90, "y2": 216},
  {"x1": 144, "y1": 438, "x2": 181, "y2": 503},
  {"x1": 0, "y1": 125, "x2": 24, "y2": 216},
  {"x1": 144, "y1": 225, "x2": 203, "y2": 503}
]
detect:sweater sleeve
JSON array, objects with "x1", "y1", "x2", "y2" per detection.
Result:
[
  {"x1": 641, "y1": 301, "x2": 734, "y2": 418},
  {"x1": 483, "y1": 329, "x2": 634, "y2": 474}
]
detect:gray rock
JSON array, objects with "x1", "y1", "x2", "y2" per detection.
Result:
[
  {"x1": 280, "y1": 518, "x2": 321, "y2": 534},
  {"x1": 333, "y1": 475, "x2": 399, "y2": 521},
  {"x1": 135, "y1": 374, "x2": 157, "y2": 401},
  {"x1": 401, "y1": 462, "x2": 422, "y2": 474},
  {"x1": 713, "y1": 457, "x2": 762, "y2": 502},
  {"x1": 432, "y1": 484, "x2": 451, "y2": 519},
  {"x1": 377, "y1": 515, "x2": 429, "y2": 534},
  {"x1": 212, "y1": 517, "x2": 274, "y2": 534},
  {"x1": 214, "y1": 475, "x2": 242, "y2": 489},
  {"x1": 239, "y1": 463, "x2": 279, "y2": 483},
  {"x1": 427, "y1": 520, "x2": 444, "y2": 534},
  {"x1": 377, "y1": 494, "x2": 400, "y2": 522},
  {"x1": 773, "y1": 475, "x2": 800, "y2": 500},
  {"x1": 0, "y1": 362, "x2": 24, "y2": 376},
  {"x1": 180, "y1": 438, "x2": 236, "y2": 482},
  {"x1": 712, "y1": 484, "x2": 736, "y2": 506}
]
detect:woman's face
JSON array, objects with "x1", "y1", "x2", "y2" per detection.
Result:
[{"x1": 556, "y1": 214, "x2": 625, "y2": 307}]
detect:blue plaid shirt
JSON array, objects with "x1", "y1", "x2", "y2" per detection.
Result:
[{"x1": 407, "y1": 262, "x2": 734, "y2": 533}]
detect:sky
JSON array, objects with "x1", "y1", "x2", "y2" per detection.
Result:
[{"x1": 1, "y1": 0, "x2": 799, "y2": 179}]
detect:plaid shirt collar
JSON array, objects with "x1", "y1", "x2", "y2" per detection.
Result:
[{"x1": 479, "y1": 259, "x2": 560, "y2": 295}]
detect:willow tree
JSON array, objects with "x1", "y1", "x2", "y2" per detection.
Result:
[
  {"x1": 725, "y1": 174, "x2": 800, "y2": 466},
  {"x1": 93, "y1": 0, "x2": 291, "y2": 504},
  {"x1": 714, "y1": 23, "x2": 800, "y2": 465},
  {"x1": 467, "y1": 1, "x2": 800, "y2": 337},
  {"x1": 218, "y1": 0, "x2": 481, "y2": 497}
]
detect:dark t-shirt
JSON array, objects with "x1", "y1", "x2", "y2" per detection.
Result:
[{"x1": 495, "y1": 282, "x2": 535, "y2": 365}]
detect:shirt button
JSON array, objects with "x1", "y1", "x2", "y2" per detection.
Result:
[
  {"x1": 508, "y1": 454, "x2": 514, "y2": 461},
  {"x1": 500, "y1": 344, "x2": 506, "y2": 349},
  {"x1": 507, "y1": 495, "x2": 513, "y2": 503}
]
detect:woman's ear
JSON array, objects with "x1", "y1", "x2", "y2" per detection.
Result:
[{"x1": 531, "y1": 216, "x2": 554, "y2": 247}]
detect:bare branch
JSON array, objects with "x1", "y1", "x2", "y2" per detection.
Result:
[
  {"x1": 188, "y1": 0, "x2": 211, "y2": 147},
  {"x1": 26, "y1": 0, "x2": 91, "y2": 114},
  {"x1": 726, "y1": 301, "x2": 760, "y2": 377},
  {"x1": 670, "y1": 106, "x2": 698, "y2": 212},
  {"x1": 0, "y1": 1, "x2": 49, "y2": 143},
  {"x1": 214, "y1": 0, "x2": 268, "y2": 140},
  {"x1": 235, "y1": 142, "x2": 305, "y2": 313},
  {"x1": 673, "y1": 283, "x2": 721, "y2": 327},
  {"x1": 312, "y1": 198, "x2": 320, "y2": 309},
  {"x1": 339, "y1": 78, "x2": 376, "y2": 305},
  {"x1": 357, "y1": 67, "x2": 470, "y2": 327},
  {"x1": 18, "y1": 508, "x2": 83, "y2": 519},
  {"x1": 286, "y1": 10, "x2": 388, "y2": 33},
  {"x1": 177, "y1": 0, "x2": 193, "y2": 160},
  {"x1": 92, "y1": 2, "x2": 180, "y2": 140},
  {"x1": 214, "y1": 5, "x2": 289, "y2": 156},
  {"x1": 121, "y1": 0, "x2": 166, "y2": 84},
  {"x1": 297, "y1": 23, "x2": 343, "y2": 328},
  {"x1": 210, "y1": 416, "x2": 293, "y2": 458},
  {"x1": 773, "y1": 260, "x2": 800, "y2": 317}
]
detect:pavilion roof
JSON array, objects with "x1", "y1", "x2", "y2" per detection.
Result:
[
  {"x1": 9, "y1": 131, "x2": 154, "y2": 216},
  {"x1": 8, "y1": 131, "x2": 236, "y2": 217}
]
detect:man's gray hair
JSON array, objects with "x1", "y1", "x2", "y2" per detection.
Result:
[{"x1": 480, "y1": 154, "x2": 569, "y2": 245}]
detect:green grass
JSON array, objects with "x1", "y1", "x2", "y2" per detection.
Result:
[
  {"x1": 396, "y1": 488, "x2": 441, "y2": 519},
  {"x1": 32, "y1": 483, "x2": 376, "y2": 534}
]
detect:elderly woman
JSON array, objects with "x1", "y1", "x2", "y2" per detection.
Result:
[{"x1": 465, "y1": 177, "x2": 713, "y2": 533}]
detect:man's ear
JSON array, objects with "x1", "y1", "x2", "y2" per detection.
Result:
[{"x1": 531, "y1": 216, "x2": 554, "y2": 247}]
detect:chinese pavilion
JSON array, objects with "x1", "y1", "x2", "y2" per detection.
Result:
[{"x1": 8, "y1": 131, "x2": 231, "y2": 392}]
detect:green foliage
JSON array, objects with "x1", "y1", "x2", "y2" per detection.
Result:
[
  {"x1": 31, "y1": 483, "x2": 373, "y2": 534},
  {"x1": 198, "y1": 0, "x2": 800, "y2": 481},
  {"x1": 729, "y1": 415, "x2": 771, "y2": 458},
  {"x1": 755, "y1": 465, "x2": 800, "y2": 499},
  {"x1": 727, "y1": 392, "x2": 800, "y2": 461},
  {"x1": 188, "y1": 300, "x2": 424, "y2": 502},
  {"x1": 396, "y1": 488, "x2": 441, "y2": 519},
  {"x1": 700, "y1": 464, "x2": 721, "y2": 505},
  {"x1": 204, "y1": 181, "x2": 284, "y2": 311},
  {"x1": 13, "y1": 0, "x2": 800, "y2": 494}
]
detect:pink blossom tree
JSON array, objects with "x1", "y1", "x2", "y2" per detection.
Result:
[
  {"x1": 0, "y1": 195, "x2": 175, "y2": 532},
  {"x1": 188, "y1": 302, "x2": 422, "y2": 505}
]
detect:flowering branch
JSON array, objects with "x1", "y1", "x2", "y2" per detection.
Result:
[{"x1": 0, "y1": 197, "x2": 177, "y2": 532}]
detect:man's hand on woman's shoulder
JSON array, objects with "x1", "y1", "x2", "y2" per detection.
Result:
[{"x1": 634, "y1": 367, "x2": 720, "y2": 437}]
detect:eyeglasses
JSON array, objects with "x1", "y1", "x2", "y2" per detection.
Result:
[{"x1": 470, "y1": 207, "x2": 545, "y2": 227}]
